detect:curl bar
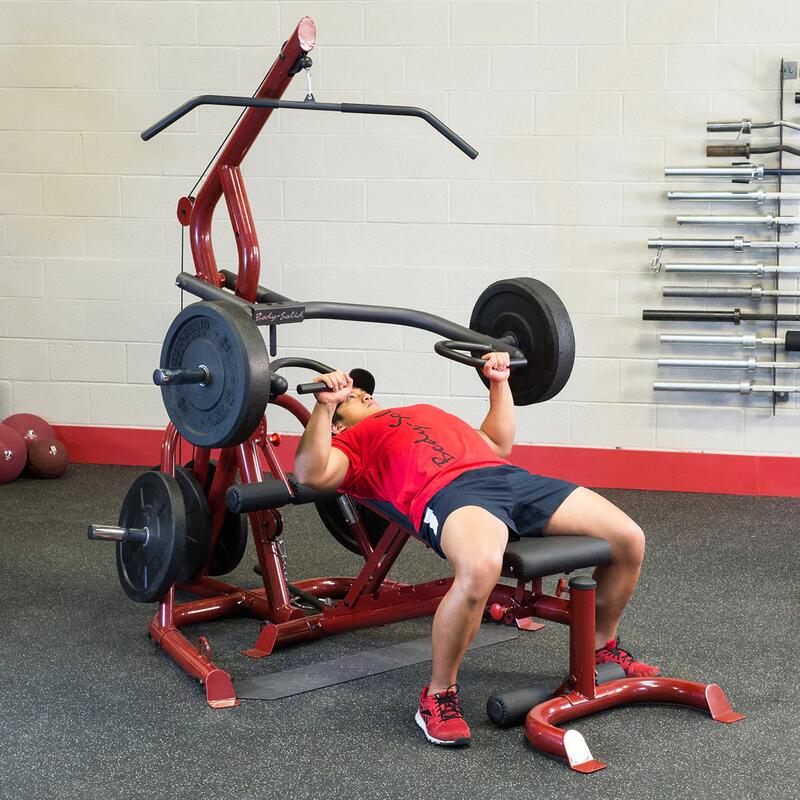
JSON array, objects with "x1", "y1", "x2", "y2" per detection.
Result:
[
  {"x1": 141, "y1": 94, "x2": 478, "y2": 159},
  {"x1": 706, "y1": 142, "x2": 800, "y2": 159},
  {"x1": 706, "y1": 118, "x2": 800, "y2": 134}
]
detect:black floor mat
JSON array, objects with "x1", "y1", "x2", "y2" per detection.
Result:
[{"x1": 235, "y1": 624, "x2": 518, "y2": 699}]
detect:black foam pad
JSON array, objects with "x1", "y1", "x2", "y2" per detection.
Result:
[{"x1": 502, "y1": 535, "x2": 612, "y2": 580}]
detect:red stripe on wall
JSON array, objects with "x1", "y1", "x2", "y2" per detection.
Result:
[{"x1": 52, "y1": 424, "x2": 800, "y2": 497}]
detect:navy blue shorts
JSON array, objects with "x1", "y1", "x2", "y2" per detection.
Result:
[{"x1": 416, "y1": 465, "x2": 579, "y2": 559}]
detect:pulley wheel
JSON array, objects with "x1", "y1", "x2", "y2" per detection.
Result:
[
  {"x1": 470, "y1": 278, "x2": 575, "y2": 405},
  {"x1": 159, "y1": 301, "x2": 270, "y2": 448},
  {"x1": 116, "y1": 471, "x2": 186, "y2": 603}
]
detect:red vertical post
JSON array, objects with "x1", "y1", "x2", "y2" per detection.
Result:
[
  {"x1": 236, "y1": 438, "x2": 302, "y2": 622},
  {"x1": 188, "y1": 17, "x2": 316, "y2": 289},
  {"x1": 568, "y1": 576, "x2": 597, "y2": 699},
  {"x1": 219, "y1": 165, "x2": 260, "y2": 302}
]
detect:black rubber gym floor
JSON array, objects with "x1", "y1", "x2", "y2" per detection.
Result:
[{"x1": 2, "y1": 464, "x2": 798, "y2": 800}]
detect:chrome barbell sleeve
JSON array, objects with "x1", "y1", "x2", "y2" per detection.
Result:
[
  {"x1": 663, "y1": 286, "x2": 800, "y2": 298},
  {"x1": 660, "y1": 333, "x2": 781, "y2": 348},
  {"x1": 661, "y1": 263, "x2": 800, "y2": 275},
  {"x1": 666, "y1": 190, "x2": 800, "y2": 203},
  {"x1": 648, "y1": 237, "x2": 800, "y2": 251},
  {"x1": 658, "y1": 357, "x2": 799, "y2": 370},
  {"x1": 87, "y1": 524, "x2": 149, "y2": 544},
  {"x1": 675, "y1": 215, "x2": 800, "y2": 228},
  {"x1": 654, "y1": 380, "x2": 798, "y2": 394},
  {"x1": 664, "y1": 164, "x2": 764, "y2": 181}
]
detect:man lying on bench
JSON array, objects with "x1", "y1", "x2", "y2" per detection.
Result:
[{"x1": 294, "y1": 353, "x2": 658, "y2": 748}]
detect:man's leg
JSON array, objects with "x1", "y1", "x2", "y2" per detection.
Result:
[
  {"x1": 543, "y1": 487, "x2": 645, "y2": 649},
  {"x1": 429, "y1": 506, "x2": 509, "y2": 694}
]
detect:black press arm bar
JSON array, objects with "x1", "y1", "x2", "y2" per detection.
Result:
[
  {"x1": 141, "y1": 94, "x2": 479, "y2": 159},
  {"x1": 175, "y1": 272, "x2": 524, "y2": 357}
]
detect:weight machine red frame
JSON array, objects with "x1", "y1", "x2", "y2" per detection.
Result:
[{"x1": 146, "y1": 17, "x2": 743, "y2": 770}]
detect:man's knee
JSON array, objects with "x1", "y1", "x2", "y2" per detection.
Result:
[
  {"x1": 454, "y1": 555, "x2": 504, "y2": 605},
  {"x1": 613, "y1": 519, "x2": 646, "y2": 565}
]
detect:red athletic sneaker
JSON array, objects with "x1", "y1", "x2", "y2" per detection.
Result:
[
  {"x1": 595, "y1": 637, "x2": 661, "y2": 677},
  {"x1": 415, "y1": 685, "x2": 472, "y2": 747}
]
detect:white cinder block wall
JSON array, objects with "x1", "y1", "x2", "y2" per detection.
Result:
[{"x1": 2, "y1": 0, "x2": 799, "y2": 456}]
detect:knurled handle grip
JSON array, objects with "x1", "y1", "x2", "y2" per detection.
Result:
[{"x1": 707, "y1": 144, "x2": 749, "y2": 158}]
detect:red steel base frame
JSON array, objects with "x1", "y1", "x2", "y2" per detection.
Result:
[
  {"x1": 520, "y1": 575, "x2": 745, "y2": 772},
  {"x1": 142, "y1": 16, "x2": 745, "y2": 765}
]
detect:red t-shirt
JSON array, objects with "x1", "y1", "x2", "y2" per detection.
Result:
[{"x1": 330, "y1": 404, "x2": 509, "y2": 530}]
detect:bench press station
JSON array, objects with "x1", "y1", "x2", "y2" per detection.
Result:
[{"x1": 87, "y1": 16, "x2": 744, "y2": 773}]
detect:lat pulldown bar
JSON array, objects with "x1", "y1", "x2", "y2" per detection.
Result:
[{"x1": 141, "y1": 94, "x2": 478, "y2": 159}]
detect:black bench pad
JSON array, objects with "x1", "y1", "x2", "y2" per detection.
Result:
[{"x1": 502, "y1": 535, "x2": 612, "y2": 580}]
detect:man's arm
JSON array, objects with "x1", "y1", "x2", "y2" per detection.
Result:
[
  {"x1": 294, "y1": 372, "x2": 352, "y2": 491},
  {"x1": 475, "y1": 352, "x2": 515, "y2": 458}
]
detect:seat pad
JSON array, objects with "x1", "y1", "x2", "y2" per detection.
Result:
[{"x1": 502, "y1": 535, "x2": 611, "y2": 579}]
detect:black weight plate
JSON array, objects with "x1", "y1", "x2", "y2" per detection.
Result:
[
  {"x1": 148, "y1": 465, "x2": 213, "y2": 583},
  {"x1": 188, "y1": 459, "x2": 249, "y2": 576},
  {"x1": 315, "y1": 497, "x2": 391, "y2": 556},
  {"x1": 173, "y1": 466, "x2": 212, "y2": 582},
  {"x1": 116, "y1": 471, "x2": 186, "y2": 603},
  {"x1": 159, "y1": 301, "x2": 270, "y2": 449},
  {"x1": 470, "y1": 278, "x2": 575, "y2": 405}
]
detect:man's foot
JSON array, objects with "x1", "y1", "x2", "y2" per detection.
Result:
[
  {"x1": 415, "y1": 685, "x2": 472, "y2": 747},
  {"x1": 595, "y1": 637, "x2": 661, "y2": 677}
]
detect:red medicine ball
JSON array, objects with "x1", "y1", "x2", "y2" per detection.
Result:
[
  {"x1": 2, "y1": 413, "x2": 56, "y2": 444},
  {"x1": 0, "y1": 423, "x2": 27, "y2": 483},
  {"x1": 26, "y1": 438, "x2": 69, "y2": 479}
]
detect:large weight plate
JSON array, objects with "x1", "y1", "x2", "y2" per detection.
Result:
[
  {"x1": 159, "y1": 301, "x2": 270, "y2": 449},
  {"x1": 116, "y1": 471, "x2": 186, "y2": 603},
  {"x1": 470, "y1": 278, "x2": 575, "y2": 405},
  {"x1": 150, "y1": 466, "x2": 213, "y2": 583}
]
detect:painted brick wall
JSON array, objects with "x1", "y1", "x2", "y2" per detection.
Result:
[{"x1": 1, "y1": 1, "x2": 799, "y2": 455}]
